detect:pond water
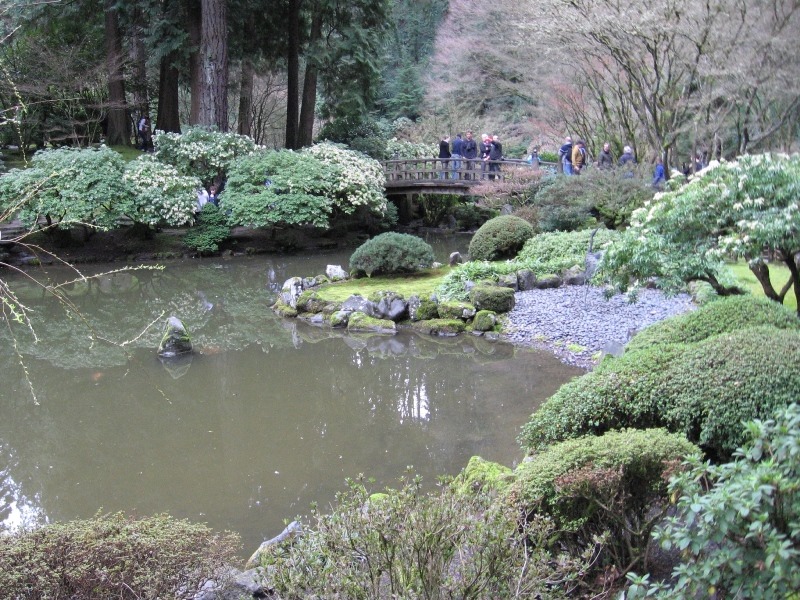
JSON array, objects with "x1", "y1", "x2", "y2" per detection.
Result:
[{"x1": 0, "y1": 236, "x2": 582, "y2": 555}]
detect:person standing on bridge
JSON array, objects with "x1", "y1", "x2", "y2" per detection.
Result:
[
  {"x1": 438, "y1": 135, "x2": 451, "y2": 179},
  {"x1": 488, "y1": 135, "x2": 503, "y2": 180},
  {"x1": 462, "y1": 131, "x2": 478, "y2": 180},
  {"x1": 451, "y1": 133, "x2": 463, "y2": 180},
  {"x1": 480, "y1": 134, "x2": 492, "y2": 180},
  {"x1": 559, "y1": 136, "x2": 573, "y2": 175}
]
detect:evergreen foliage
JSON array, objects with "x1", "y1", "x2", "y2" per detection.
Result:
[
  {"x1": 626, "y1": 295, "x2": 800, "y2": 352},
  {"x1": 520, "y1": 326, "x2": 800, "y2": 461},
  {"x1": 511, "y1": 429, "x2": 697, "y2": 572},
  {"x1": 183, "y1": 204, "x2": 231, "y2": 255},
  {"x1": 349, "y1": 232, "x2": 435, "y2": 276},
  {"x1": 468, "y1": 215, "x2": 534, "y2": 261},
  {"x1": 518, "y1": 229, "x2": 620, "y2": 277}
]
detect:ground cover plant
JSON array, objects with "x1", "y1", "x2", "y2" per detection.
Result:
[
  {"x1": 314, "y1": 268, "x2": 448, "y2": 302},
  {"x1": 517, "y1": 228, "x2": 620, "y2": 277}
]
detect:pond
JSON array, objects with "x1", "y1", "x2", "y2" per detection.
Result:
[{"x1": 0, "y1": 237, "x2": 582, "y2": 555}]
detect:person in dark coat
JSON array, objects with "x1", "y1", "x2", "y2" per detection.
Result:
[
  {"x1": 451, "y1": 133, "x2": 463, "y2": 179},
  {"x1": 559, "y1": 136, "x2": 573, "y2": 175},
  {"x1": 488, "y1": 135, "x2": 503, "y2": 180},
  {"x1": 598, "y1": 142, "x2": 614, "y2": 170},
  {"x1": 462, "y1": 130, "x2": 478, "y2": 180},
  {"x1": 438, "y1": 136, "x2": 451, "y2": 179}
]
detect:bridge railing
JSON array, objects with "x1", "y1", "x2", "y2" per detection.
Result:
[{"x1": 381, "y1": 158, "x2": 555, "y2": 185}]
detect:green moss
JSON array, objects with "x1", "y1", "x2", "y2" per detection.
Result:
[
  {"x1": 454, "y1": 456, "x2": 514, "y2": 496},
  {"x1": 315, "y1": 269, "x2": 449, "y2": 302},
  {"x1": 273, "y1": 301, "x2": 298, "y2": 318},
  {"x1": 472, "y1": 310, "x2": 497, "y2": 332},
  {"x1": 470, "y1": 285, "x2": 515, "y2": 313},
  {"x1": 413, "y1": 297, "x2": 439, "y2": 321},
  {"x1": 437, "y1": 300, "x2": 476, "y2": 320},
  {"x1": 411, "y1": 319, "x2": 466, "y2": 336},
  {"x1": 347, "y1": 311, "x2": 396, "y2": 333}
]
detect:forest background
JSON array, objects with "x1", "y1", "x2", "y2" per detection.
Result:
[{"x1": 2, "y1": 0, "x2": 798, "y2": 174}]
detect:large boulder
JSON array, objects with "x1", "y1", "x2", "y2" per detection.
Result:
[
  {"x1": 470, "y1": 285, "x2": 516, "y2": 313},
  {"x1": 369, "y1": 291, "x2": 408, "y2": 321},
  {"x1": 341, "y1": 294, "x2": 374, "y2": 315},
  {"x1": 408, "y1": 295, "x2": 439, "y2": 321},
  {"x1": 326, "y1": 264, "x2": 349, "y2": 281},
  {"x1": 438, "y1": 301, "x2": 477, "y2": 321},
  {"x1": 157, "y1": 316, "x2": 192, "y2": 357},
  {"x1": 280, "y1": 276, "x2": 305, "y2": 308},
  {"x1": 347, "y1": 311, "x2": 396, "y2": 334}
]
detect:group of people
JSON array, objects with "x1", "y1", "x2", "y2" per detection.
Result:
[
  {"x1": 196, "y1": 185, "x2": 220, "y2": 213},
  {"x1": 559, "y1": 136, "x2": 667, "y2": 188},
  {"x1": 439, "y1": 131, "x2": 504, "y2": 180}
]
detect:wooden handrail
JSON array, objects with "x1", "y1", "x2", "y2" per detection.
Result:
[{"x1": 381, "y1": 157, "x2": 555, "y2": 185}]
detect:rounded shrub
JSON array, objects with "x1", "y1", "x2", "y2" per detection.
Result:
[
  {"x1": 183, "y1": 203, "x2": 231, "y2": 255},
  {"x1": 468, "y1": 215, "x2": 534, "y2": 261},
  {"x1": 509, "y1": 429, "x2": 697, "y2": 570},
  {"x1": 519, "y1": 325, "x2": 800, "y2": 461},
  {"x1": 349, "y1": 232, "x2": 434, "y2": 277},
  {"x1": 626, "y1": 294, "x2": 800, "y2": 352},
  {"x1": 0, "y1": 512, "x2": 240, "y2": 598}
]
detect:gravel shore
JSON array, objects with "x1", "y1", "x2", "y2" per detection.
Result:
[{"x1": 502, "y1": 286, "x2": 696, "y2": 369}]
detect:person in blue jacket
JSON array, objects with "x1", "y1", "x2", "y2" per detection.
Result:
[{"x1": 653, "y1": 157, "x2": 665, "y2": 189}]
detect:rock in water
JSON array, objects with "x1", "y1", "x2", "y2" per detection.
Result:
[{"x1": 157, "y1": 316, "x2": 193, "y2": 357}]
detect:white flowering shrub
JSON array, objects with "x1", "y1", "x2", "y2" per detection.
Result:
[
  {"x1": 153, "y1": 128, "x2": 259, "y2": 188},
  {"x1": 122, "y1": 155, "x2": 201, "y2": 226},
  {"x1": 222, "y1": 150, "x2": 337, "y2": 228},
  {"x1": 385, "y1": 137, "x2": 437, "y2": 159},
  {"x1": 601, "y1": 153, "x2": 800, "y2": 310},
  {"x1": 0, "y1": 146, "x2": 130, "y2": 230},
  {"x1": 302, "y1": 142, "x2": 387, "y2": 216}
]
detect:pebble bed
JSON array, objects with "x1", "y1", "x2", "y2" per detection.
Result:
[{"x1": 503, "y1": 286, "x2": 697, "y2": 369}]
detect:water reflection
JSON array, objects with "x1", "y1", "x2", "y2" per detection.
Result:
[{"x1": 0, "y1": 251, "x2": 581, "y2": 554}]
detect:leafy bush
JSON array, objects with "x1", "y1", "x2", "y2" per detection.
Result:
[
  {"x1": 453, "y1": 202, "x2": 495, "y2": 230},
  {"x1": 183, "y1": 204, "x2": 231, "y2": 254},
  {"x1": 153, "y1": 127, "x2": 258, "y2": 188},
  {"x1": 626, "y1": 294, "x2": 800, "y2": 352},
  {"x1": 222, "y1": 150, "x2": 336, "y2": 228},
  {"x1": 349, "y1": 232, "x2": 434, "y2": 276},
  {"x1": 518, "y1": 228, "x2": 620, "y2": 277},
  {"x1": 436, "y1": 259, "x2": 530, "y2": 302},
  {"x1": 258, "y1": 475, "x2": 591, "y2": 599},
  {"x1": 635, "y1": 403, "x2": 800, "y2": 599},
  {"x1": 519, "y1": 326, "x2": 800, "y2": 461},
  {"x1": 385, "y1": 137, "x2": 438, "y2": 159},
  {"x1": 0, "y1": 146, "x2": 129, "y2": 230},
  {"x1": 122, "y1": 155, "x2": 201, "y2": 227},
  {"x1": 302, "y1": 142, "x2": 387, "y2": 216},
  {"x1": 0, "y1": 512, "x2": 240, "y2": 599},
  {"x1": 468, "y1": 215, "x2": 534, "y2": 261},
  {"x1": 510, "y1": 429, "x2": 696, "y2": 573}
]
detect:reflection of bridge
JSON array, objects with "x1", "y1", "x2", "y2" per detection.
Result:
[{"x1": 381, "y1": 158, "x2": 553, "y2": 196}]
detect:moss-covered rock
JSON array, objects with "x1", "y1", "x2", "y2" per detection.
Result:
[
  {"x1": 454, "y1": 456, "x2": 514, "y2": 496},
  {"x1": 272, "y1": 299, "x2": 299, "y2": 318},
  {"x1": 408, "y1": 295, "x2": 439, "y2": 321},
  {"x1": 295, "y1": 290, "x2": 327, "y2": 313},
  {"x1": 438, "y1": 301, "x2": 477, "y2": 320},
  {"x1": 329, "y1": 311, "x2": 349, "y2": 328},
  {"x1": 472, "y1": 310, "x2": 497, "y2": 332},
  {"x1": 470, "y1": 285, "x2": 516, "y2": 313},
  {"x1": 411, "y1": 319, "x2": 467, "y2": 336},
  {"x1": 347, "y1": 311, "x2": 396, "y2": 334}
]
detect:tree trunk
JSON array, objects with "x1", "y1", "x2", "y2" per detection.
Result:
[
  {"x1": 104, "y1": 0, "x2": 129, "y2": 146},
  {"x1": 130, "y1": 11, "x2": 149, "y2": 126},
  {"x1": 187, "y1": 0, "x2": 203, "y2": 125},
  {"x1": 237, "y1": 58, "x2": 254, "y2": 137},
  {"x1": 156, "y1": 51, "x2": 182, "y2": 133},
  {"x1": 199, "y1": 0, "x2": 229, "y2": 131},
  {"x1": 284, "y1": 0, "x2": 301, "y2": 148},
  {"x1": 298, "y1": 12, "x2": 322, "y2": 148}
]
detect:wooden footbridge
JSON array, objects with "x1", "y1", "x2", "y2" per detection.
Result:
[{"x1": 381, "y1": 158, "x2": 553, "y2": 196}]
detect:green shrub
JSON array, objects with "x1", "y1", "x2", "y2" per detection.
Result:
[
  {"x1": 626, "y1": 295, "x2": 800, "y2": 352},
  {"x1": 0, "y1": 512, "x2": 240, "y2": 599},
  {"x1": 510, "y1": 429, "x2": 697, "y2": 573},
  {"x1": 183, "y1": 204, "x2": 231, "y2": 255},
  {"x1": 468, "y1": 215, "x2": 534, "y2": 261},
  {"x1": 349, "y1": 232, "x2": 434, "y2": 276},
  {"x1": 518, "y1": 229, "x2": 620, "y2": 276},
  {"x1": 258, "y1": 475, "x2": 590, "y2": 599},
  {"x1": 635, "y1": 403, "x2": 800, "y2": 599},
  {"x1": 453, "y1": 202, "x2": 495, "y2": 230},
  {"x1": 520, "y1": 326, "x2": 800, "y2": 462}
]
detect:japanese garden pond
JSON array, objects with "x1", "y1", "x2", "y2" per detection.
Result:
[{"x1": 0, "y1": 235, "x2": 582, "y2": 555}]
